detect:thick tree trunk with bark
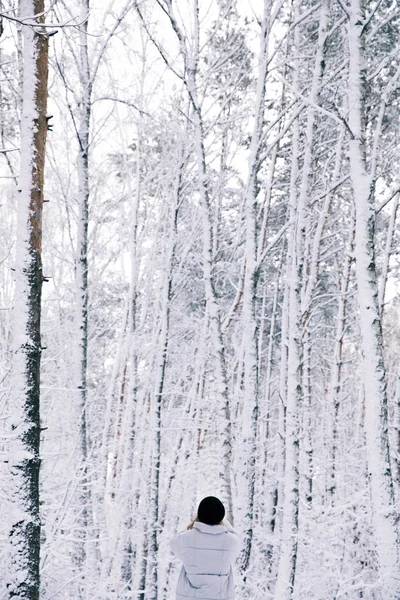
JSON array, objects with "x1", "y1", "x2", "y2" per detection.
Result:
[{"x1": 8, "y1": 1, "x2": 49, "y2": 597}]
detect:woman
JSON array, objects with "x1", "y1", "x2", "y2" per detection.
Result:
[{"x1": 170, "y1": 496, "x2": 240, "y2": 600}]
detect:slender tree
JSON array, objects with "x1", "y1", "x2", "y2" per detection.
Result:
[
  {"x1": 74, "y1": 0, "x2": 92, "y2": 586},
  {"x1": 237, "y1": 0, "x2": 269, "y2": 576}
]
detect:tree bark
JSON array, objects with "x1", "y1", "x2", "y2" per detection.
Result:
[
  {"x1": 8, "y1": 1, "x2": 49, "y2": 597},
  {"x1": 74, "y1": 0, "x2": 94, "y2": 589}
]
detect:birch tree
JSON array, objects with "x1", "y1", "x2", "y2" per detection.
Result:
[
  {"x1": 347, "y1": 0, "x2": 400, "y2": 595},
  {"x1": 74, "y1": 0, "x2": 93, "y2": 586},
  {"x1": 237, "y1": 0, "x2": 269, "y2": 577}
]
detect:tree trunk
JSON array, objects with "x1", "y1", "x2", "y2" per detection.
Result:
[
  {"x1": 238, "y1": 0, "x2": 269, "y2": 576},
  {"x1": 8, "y1": 1, "x2": 49, "y2": 597},
  {"x1": 74, "y1": 0, "x2": 93, "y2": 589},
  {"x1": 327, "y1": 221, "x2": 354, "y2": 502},
  {"x1": 147, "y1": 145, "x2": 184, "y2": 600},
  {"x1": 273, "y1": 234, "x2": 300, "y2": 600},
  {"x1": 273, "y1": 46, "x2": 301, "y2": 600},
  {"x1": 348, "y1": 0, "x2": 400, "y2": 595}
]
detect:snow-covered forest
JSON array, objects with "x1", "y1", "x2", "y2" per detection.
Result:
[{"x1": 1, "y1": 0, "x2": 400, "y2": 598}]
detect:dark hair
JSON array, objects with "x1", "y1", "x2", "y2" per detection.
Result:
[{"x1": 197, "y1": 496, "x2": 225, "y2": 525}]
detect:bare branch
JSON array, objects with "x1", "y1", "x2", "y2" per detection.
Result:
[
  {"x1": 92, "y1": 96, "x2": 153, "y2": 118},
  {"x1": 136, "y1": 4, "x2": 184, "y2": 82},
  {"x1": 335, "y1": 0, "x2": 350, "y2": 18},
  {"x1": 255, "y1": 218, "x2": 293, "y2": 270},
  {"x1": 0, "y1": 9, "x2": 88, "y2": 35},
  {"x1": 272, "y1": 70, "x2": 349, "y2": 130},
  {"x1": 376, "y1": 188, "x2": 400, "y2": 214}
]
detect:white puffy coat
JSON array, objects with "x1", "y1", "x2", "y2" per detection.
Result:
[{"x1": 170, "y1": 521, "x2": 240, "y2": 600}]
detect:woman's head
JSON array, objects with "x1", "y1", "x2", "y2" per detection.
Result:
[{"x1": 197, "y1": 496, "x2": 225, "y2": 525}]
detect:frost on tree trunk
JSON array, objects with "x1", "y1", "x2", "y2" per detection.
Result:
[
  {"x1": 75, "y1": 0, "x2": 93, "y2": 586},
  {"x1": 274, "y1": 3, "x2": 331, "y2": 594},
  {"x1": 147, "y1": 192, "x2": 179, "y2": 600},
  {"x1": 348, "y1": 0, "x2": 400, "y2": 596},
  {"x1": 273, "y1": 60, "x2": 301, "y2": 600},
  {"x1": 147, "y1": 138, "x2": 188, "y2": 600},
  {"x1": 273, "y1": 226, "x2": 300, "y2": 600},
  {"x1": 8, "y1": 1, "x2": 49, "y2": 597},
  {"x1": 238, "y1": 0, "x2": 268, "y2": 577},
  {"x1": 327, "y1": 221, "x2": 353, "y2": 502}
]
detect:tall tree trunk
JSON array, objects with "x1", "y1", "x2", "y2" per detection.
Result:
[
  {"x1": 147, "y1": 140, "x2": 185, "y2": 600},
  {"x1": 75, "y1": 0, "x2": 93, "y2": 589},
  {"x1": 238, "y1": 0, "x2": 269, "y2": 576},
  {"x1": 8, "y1": 1, "x2": 49, "y2": 597},
  {"x1": 273, "y1": 228, "x2": 300, "y2": 600},
  {"x1": 348, "y1": 0, "x2": 400, "y2": 596},
  {"x1": 117, "y1": 115, "x2": 141, "y2": 592},
  {"x1": 327, "y1": 219, "x2": 354, "y2": 502},
  {"x1": 274, "y1": 4, "x2": 330, "y2": 594},
  {"x1": 273, "y1": 51, "x2": 301, "y2": 600}
]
